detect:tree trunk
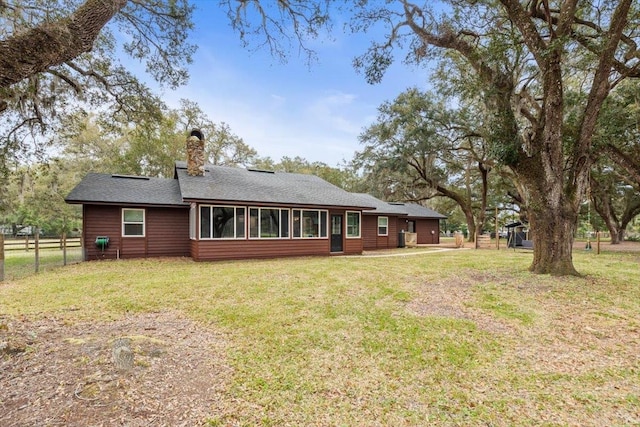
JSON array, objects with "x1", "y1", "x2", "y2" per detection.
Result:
[
  {"x1": 460, "y1": 207, "x2": 476, "y2": 243},
  {"x1": 516, "y1": 136, "x2": 582, "y2": 276},
  {"x1": 609, "y1": 228, "x2": 620, "y2": 245},
  {"x1": 593, "y1": 199, "x2": 621, "y2": 245},
  {"x1": 528, "y1": 200, "x2": 579, "y2": 275}
]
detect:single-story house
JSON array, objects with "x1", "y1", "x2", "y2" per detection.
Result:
[
  {"x1": 349, "y1": 193, "x2": 446, "y2": 250},
  {"x1": 65, "y1": 132, "x2": 446, "y2": 261},
  {"x1": 392, "y1": 202, "x2": 447, "y2": 244}
]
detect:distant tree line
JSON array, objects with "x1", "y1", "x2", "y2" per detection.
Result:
[{"x1": 3, "y1": 1, "x2": 640, "y2": 275}]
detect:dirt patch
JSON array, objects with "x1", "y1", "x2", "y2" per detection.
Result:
[
  {"x1": 405, "y1": 274, "x2": 516, "y2": 335},
  {"x1": 0, "y1": 312, "x2": 231, "y2": 426},
  {"x1": 406, "y1": 270, "x2": 640, "y2": 380}
]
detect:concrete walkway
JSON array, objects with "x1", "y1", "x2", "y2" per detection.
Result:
[{"x1": 356, "y1": 247, "x2": 470, "y2": 258}]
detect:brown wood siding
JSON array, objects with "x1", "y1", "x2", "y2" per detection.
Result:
[
  {"x1": 361, "y1": 216, "x2": 378, "y2": 250},
  {"x1": 363, "y1": 214, "x2": 400, "y2": 250},
  {"x1": 146, "y1": 207, "x2": 190, "y2": 257},
  {"x1": 189, "y1": 239, "x2": 199, "y2": 259},
  {"x1": 396, "y1": 217, "x2": 441, "y2": 244},
  {"x1": 415, "y1": 219, "x2": 440, "y2": 244},
  {"x1": 120, "y1": 237, "x2": 146, "y2": 259},
  {"x1": 82, "y1": 205, "x2": 189, "y2": 260},
  {"x1": 343, "y1": 236, "x2": 363, "y2": 254},
  {"x1": 383, "y1": 217, "x2": 398, "y2": 248},
  {"x1": 84, "y1": 205, "x2": 121, "y2": 260},
  {"x1": 194, "y1": 238, "x2": 330, "y2": 261}
]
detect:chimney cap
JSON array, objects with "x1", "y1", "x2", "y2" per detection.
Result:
[{"x1": 190, "y1": 128, "x2": 203, "y2": 140}]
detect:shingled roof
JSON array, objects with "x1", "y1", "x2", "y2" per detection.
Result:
[
  {"x1": 389, "y1": 202, "x2": 448, "y2": 219},
  {"x1": 349, "y1": 193, "x2": 408, "y2": 216},
  {"x1": 174, "y1": 162, "x2": 373, "y2": 209},
  {"x1": 65, "y1": 173, "x2": 187, "y2": 206},
  {"x1": 65, "y1": 167, "x2": 446, "y2": 220}
]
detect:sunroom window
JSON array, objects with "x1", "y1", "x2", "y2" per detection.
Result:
[
  {"x1": 248, "y1": 207, "x2": 289, "y2": 239},
  {"x1": 292, "y1": 209, "x2": 328, "y2": 238},
  {"x1": 200, "y1": 206, "x2": 245, "y2": 239}
]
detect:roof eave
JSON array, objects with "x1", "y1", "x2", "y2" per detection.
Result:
[{"x1": 181, "y1": 197, "x2": 374, "y2": 211}]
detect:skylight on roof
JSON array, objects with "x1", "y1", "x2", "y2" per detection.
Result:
[
  {"x1": 246, "y1": 168, "x2": 275, "y2": 174},
  {"x1": 111, "y1": 174, "x2": 150, "y2": 180}
]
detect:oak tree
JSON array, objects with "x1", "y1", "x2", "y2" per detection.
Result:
[{"x1": 352, "y1": 0, "x2": 640, "y2": 275}]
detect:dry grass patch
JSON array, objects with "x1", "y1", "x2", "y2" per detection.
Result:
[{"x1": 400, "y1": 257, "x2": 640, "y2": 426}]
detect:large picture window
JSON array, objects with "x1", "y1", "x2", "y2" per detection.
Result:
[
  {"x1": 122, "y1": 208, "x2": 145, "y2": 237},
  {"x1": 292, "y1": 209, "x2": 328, "y2": 238},
  {"x1": 249, "y1": 207, "x2": 289, "y2": 239},
  {"x1": 346, "y1": 211, "x2": 360, "y2": 238},
  {"x1": 378, "y1": 216, "x2": 389, "y2": 236},
  {"x1": 200, "y1": 206, "x2": 245, "y2": 239}
]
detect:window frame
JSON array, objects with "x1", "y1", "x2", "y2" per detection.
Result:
[
  {"x1": 199, "y1": 205, "x2": 247, "y2": 240},
  {"x1": 378, "y1": 216, "x2": 389, "y2": 236},
  {"x1": 248, "y1": 207, "x2": 290, "y2": 240},
  {"x1": 122, "y1": 208, "x2": 145, "y2": 237},
  {"x1": 345, "y1": 211, "x2": 361, "y2": 239},
  {"x1": 291, "y1": 209, "x2": 329, "y2": 239}
]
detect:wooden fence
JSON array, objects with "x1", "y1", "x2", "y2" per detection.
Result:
[{"x1": 3, "y1": 236, "x2": 81, "y2": 251}]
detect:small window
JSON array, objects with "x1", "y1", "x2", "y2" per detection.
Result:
[
  {"x1": 346, "y1": 211, "x2": 360, "y2": 238},
  {"x1": 123, "y1": 208, "x2": 145, "y2": 237},
  {"x1": 378, "y1": 216, "x2": 389, "y2": 236}
]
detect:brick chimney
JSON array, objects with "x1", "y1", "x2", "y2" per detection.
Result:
[{"x1": 186, "y1": 129, "x2": 205, "y2": 177}]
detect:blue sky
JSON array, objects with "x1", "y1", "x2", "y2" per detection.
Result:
[{"x1": 143, "y1": 2, "x2": 431, "y2": 167}]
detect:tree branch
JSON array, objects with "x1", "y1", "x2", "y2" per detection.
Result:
[{"x1": 0, "y1": 0, "x2": 127, "y2": 89}]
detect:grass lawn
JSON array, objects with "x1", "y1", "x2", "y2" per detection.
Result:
[{"x1": 1, "y1": 248, "x2": 639, "y2": 425}]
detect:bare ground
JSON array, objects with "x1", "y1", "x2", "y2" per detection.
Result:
[{"x1": 1, "y1": 312, "x2": 231, "y2": 427}]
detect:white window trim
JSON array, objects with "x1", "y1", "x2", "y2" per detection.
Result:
[
  {"x1": 200, "y1": 205, "x2": 247, "y2": 240},
  {"x1": 292, "y1": 209, "x2": 328, "y2": 239},
  {"x1": 248, "y1": 207, "x2": 291, "y2": 240},
  {"x1": 346, "y1": 211, "x2": 361, "y2": 239},
  {"x1": 378, "y1": 216, "x2": 389, "y2": 236},
  {"x1": 122, "y1": 208, "x2": 145, "y2": 237},
  {"x1": 189, "y1": 203, "x2": 197, "y2": 240}
]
